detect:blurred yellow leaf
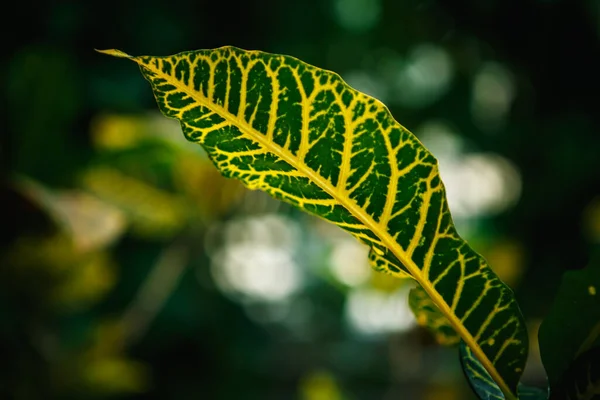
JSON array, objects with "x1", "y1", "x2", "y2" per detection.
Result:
[
  {"x1": 15, "y1": 176, "x2": 126, "y2": 252},
  {"x1": 53, "y1": 251, "x2": 116, "y2": 310},
  {"x1": 480, "y1": 239, "x2": 525, "y2": 288},
  {"x1": 423, "y1": 384, "x2": 463, "y2": 400},
  {"x1": 91, "y1": 111, "x2": 193, "y2": 152},
  {"x1": 299, "y1": 370, "x2": 343, "y2": 400},
  {"x1": 5, "y1": 234, "x2": 77, "y2": 276},
  {"x1": 52, "y1": 319, "x2": 147, "y2": 395},
  {"x1": 81, "y1": 320, "x2": 148, "y2": 394},
  {"x1": 81, "y1": 357, "x2": 148, "y2": 394},
  {"x1": 172, "y1": 154, "x2": 244, "y2": 221},
  {"x1": 583, "y1": 197, "x2": 600, "y2": 242},
  {"x1": 91, "y1": 114, "x2": 147, "y2": 150},
  {"x1": 88, "y1": 319, "x2": 128, "y2": 355},
  {"x1": 3, "y1": 234, "x2": 117, "y2": 310},
  {"x1": 81, "y1": 167, "x2": 188, "y2": 238}
]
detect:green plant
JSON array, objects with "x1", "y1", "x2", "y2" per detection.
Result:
[{"x1": 99, "y1": 47, "x2": 600, "y2": 400}]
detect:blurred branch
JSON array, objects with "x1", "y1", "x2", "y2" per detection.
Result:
[{"x1": 121, "y1": 241, "x2": 189, "y2": 346}]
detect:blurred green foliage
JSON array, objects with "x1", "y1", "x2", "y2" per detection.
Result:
[{"x1": 2, "y1": 0, "x2": 599, "y2": 399}]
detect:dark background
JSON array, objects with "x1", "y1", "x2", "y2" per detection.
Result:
[{"x1": 2, "y1": 0, "x2": 599, "y2": 399}]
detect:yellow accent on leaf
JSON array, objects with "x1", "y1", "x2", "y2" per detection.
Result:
[
  {"x1": 99, "y1": 47, "x2": 528, "y2": 399},
  {"x1": 95, "y1": 48, "x2": 132, "y2": 58}
]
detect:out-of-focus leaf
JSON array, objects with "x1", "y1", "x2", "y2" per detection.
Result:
[
  {"x1": 52, "y1": 251, "x2": 116, "y2": 309},
  {"x1": 15, "y1": 176, "x2": 126, "y2": 252},
  {"x1": 81, "y1": 167, "x2": 188, "y2": 238},
  {"x1": 172, "y1": 153, "x2": 245, "y2": 221},
  {"x1": 539, "y1": 262, "x2": 600, "y2": 387},
  {"x1": 81, "y1": 358, "x2": 147, "y2": 394},
  {"x1": 2, "y1": 235, "x2": 77, "y2": 300},
  {"x1": 300, "y1": 370, "x2": 343, "y2": 400},
  {"x1": 53, "y1": 320, "x2": 148, "y2": 395},
  {"x1": 101, "y1": 46, "x2": 529, "y2": 398},
  {"x1": 409, "y1": 284, "x2": 459, "y2": 345},
  {"x1": 583, "y1": 198, "x2": 600, "y2": 243},
  {"x1": 3, "y1": 179, "x2": 119, "y2": 310},
  {"x1": 460, "y1": 342, "x2": 548, "y2": 400},
  {"x1": 422, "y1": 385, "x2": 465, "y2": 400},
  {"x1": 2, "y1": 234, "x2": 116, "y2": 310},
  {"x1": 91, "y1": 111, "x2": 198, "y2": 152},
  {"x1": 91, "y1": 114, "x2": 151, "y2": 150},
  {"x1": 480, "y1": 239, "x2": 526, "y2": 289}
]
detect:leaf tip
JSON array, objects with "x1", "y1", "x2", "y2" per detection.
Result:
[{"x1": 95, "y1": 48, "x2": 133, "y2": 59}]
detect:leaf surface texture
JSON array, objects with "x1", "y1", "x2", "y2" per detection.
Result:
[{"x1": 99, "y1": 47, "x2": 529, "y2": 397}]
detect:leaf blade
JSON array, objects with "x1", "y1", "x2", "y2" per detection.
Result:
[
  {"x1": 459, "y1": 341, "x2": 548, "y2": 400},
  {"x1": 539, "y1": 261, "x2": 600, "y2": 396},
  {"x1": 409, "y1": 284, "x2": 460, "y2": 346},
  {"x1": 551, "y1": 347, "x2": 600, "y2": 400},
  {"x1": 102, "y1": 47, "x2": 529, "y2": 397}
]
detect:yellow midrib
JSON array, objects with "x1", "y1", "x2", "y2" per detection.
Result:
[{"x1": 133, "y1": 54, "x2": 516, "y2": 400}]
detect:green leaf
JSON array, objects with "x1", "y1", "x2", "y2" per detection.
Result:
[
  {"x1": 409, "y1": 284, "x2": 460, "y2": 345},
  {"x1": 99, "y1": 46, "x2": 529, "y2": 398},
  {"x1": 539, "y1": 262, "x2": 600, "y2": 396},
  {"x1": 549, "y1": 347, "x2": 600, "y2": 400},
  {"x1": 519, "y1": 386, "x2": 550, "y2": 400},
  {"x1": 460, "y1": 342, "x2": 548, "y2": 400}
]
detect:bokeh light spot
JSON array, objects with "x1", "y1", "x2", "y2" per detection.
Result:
[
  {"x1": 346, "y1": 286, "x2": 415, "y2": 336},
  {"x1": 333, "y1": 0, "x2": 381, "y2": 32}
]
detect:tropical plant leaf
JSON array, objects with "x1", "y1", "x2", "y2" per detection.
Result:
[
  {"x1": 409, "y1": 284, "x2": 460, "y2": 345},
  {"x1": 368, "y1": 247, "x2": 411, "y2": 279},
  {"x1": 460, "y1": 342, "x2": 548, "y2": 400},
  {"x1": 548, "y1": 347, "x2": 600, "y2": 400},
  {"x1": 539, "y1": 261, "x2": 600, "y2": 394},
  {"x1": 99, "y1": 46, "x2": 528, "y2": 398}
]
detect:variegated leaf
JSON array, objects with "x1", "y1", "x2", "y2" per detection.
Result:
[
  {"x1": 99, "y1": 47, "x2": 529, "y2": 398},
  {"x1": 409, "y1": 284, "x2": 460, "y2": 345},
  {"x1": 460, "y1": 342, "x2": 548, "y2": 400}
]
